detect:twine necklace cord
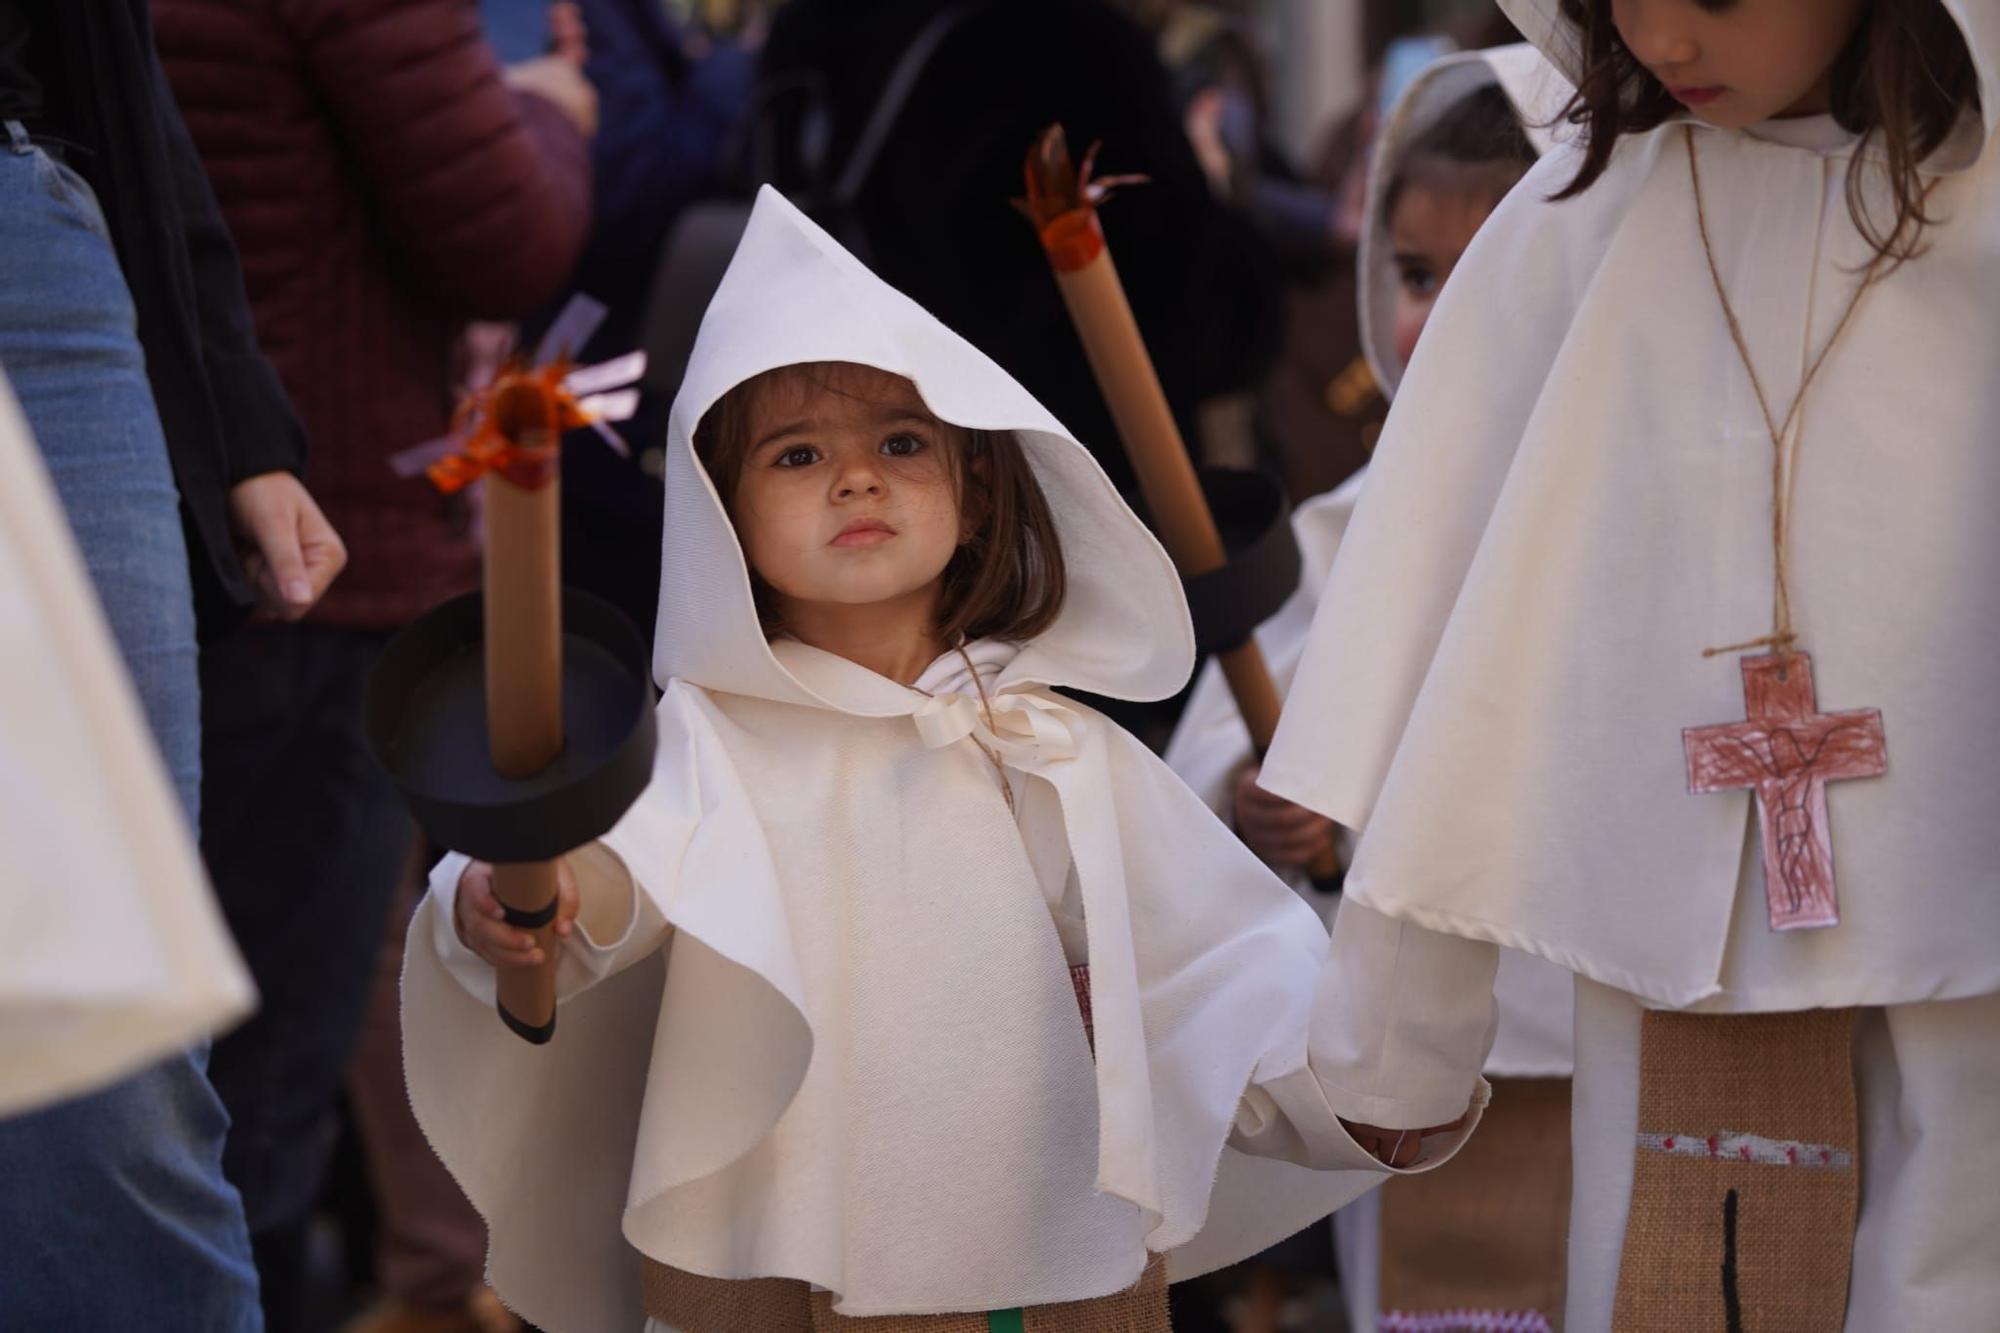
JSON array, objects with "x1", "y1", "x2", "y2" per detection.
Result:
[{"x1": 1684, "y1": 125, "x2": 1901, "y2": 663}]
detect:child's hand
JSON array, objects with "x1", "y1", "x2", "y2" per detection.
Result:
[
  {"x1": 1233, "y1": 765, "x2": 1338, "y2": 868},
  {"x1": 1340, "y1": 1111, "x2": 1471, "y2": 1168},
  {"x1": 453, "y1": 859, "x2": 579, "y2": 968}
]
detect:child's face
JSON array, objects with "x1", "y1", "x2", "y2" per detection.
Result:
[
  {"x1": 726, "y1": 366, "x2": 968, "y2": 621},
  {"x1": 1610, "y1": 0, "x2": 1868, "y2": 128},
  {"x1": 1388, "y1": 176, "x2": 1500, "y2": 370}
]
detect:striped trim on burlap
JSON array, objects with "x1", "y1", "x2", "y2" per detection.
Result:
[{"x1": 1611, "y1": 1008, "x2": 1858, "y2": 1332}]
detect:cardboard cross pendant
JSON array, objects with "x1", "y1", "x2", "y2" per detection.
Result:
[{"x1": 1683, "y1": 653, "x2": 1887, "y2": 931}]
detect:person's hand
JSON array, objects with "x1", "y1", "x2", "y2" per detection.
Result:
[
  {"x1": 227, "y1": 471, "x2": 346, "y2": 620},
  {"x1": 1340, "y1": 1111, "x2": 1471, "y2": 1168},
  {"x1": 1233, "y1": 765, "x2": 1338, "y2": 868},
  {"x1": 453, "y1": 859, "x2": 580, "y2": 969},
  {"x1": 506, "y1": 54, "x2": 598, "y2": 138}
]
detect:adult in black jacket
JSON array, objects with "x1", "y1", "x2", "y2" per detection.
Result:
[{"x1": 9, "y1": 0, "x2": 341, "y2": 631}]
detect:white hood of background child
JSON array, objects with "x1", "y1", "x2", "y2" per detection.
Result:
[
  {"x1": 406, "y1": 188, "x2": 1384, "y2": 1332},
  {"x1": 1359, "y1": 42, "x2": 1576, "y2": 399},
  {"x1": 1165, "y1": 44, "x2": 1576, "y2": 1078},
  {"x1": 0, "y1": 372, "x2": 253, "y2": 1116},
  {"x1": 1265, "y1": 0, "x2": 2000, "y2": 1009}
]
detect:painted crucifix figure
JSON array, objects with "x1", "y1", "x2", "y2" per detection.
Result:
[{"x1": 1684, "y1": 652, "x2": 1887, "y2": 931}]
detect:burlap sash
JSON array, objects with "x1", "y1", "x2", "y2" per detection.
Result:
[
  {"x1": 1378, "y1": 1076, "x2": 1571, "y2": 1332},
  {"x1": 641, "y1": 1254, "x2": 1170, "y2": 1332},
  {"x1": 1611, "y1": 1008, "x2": 1858, "y2": 1331}
]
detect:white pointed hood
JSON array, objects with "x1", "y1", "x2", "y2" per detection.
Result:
[
  {"x1": 1360, "y1": 43, "x2": 1575, "y2": 398},
  {"x1": 655, "y1": 185, "x2": 1194, "y2": 712},
  {"x1": 1497, "y1": 0, "x2": 1996, "y2": 171}
]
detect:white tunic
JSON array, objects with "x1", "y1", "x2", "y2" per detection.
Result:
[
  {"x1": 1264, "y1": 57, "x2": 2000, "y2": 1012},
  {"x1": 402, "y1": 188, "x2": 1447, "y2": 1333},
  {"x1": 0, "y1": 371, "x2": 254, "y2": 1118}
]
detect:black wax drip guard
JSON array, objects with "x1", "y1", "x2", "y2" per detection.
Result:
[{"x1": 364, "y1": 589, "x2": 658, "y2": 866}]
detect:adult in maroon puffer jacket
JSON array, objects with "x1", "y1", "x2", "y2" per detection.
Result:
[{"x1": 150, "y1": 1, "x2": 593, "y2": 1325}]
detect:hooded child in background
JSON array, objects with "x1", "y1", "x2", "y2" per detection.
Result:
[
  {"x1": 399, "y1": 187, "x2": 1442, "y2": 1333},
  {"x1": 1167, "y1": 43, "x2": 1579, "y2": 1333},
  {"x1": 1264, "y1": 0, "x2": 2000, "y2": 1327}
]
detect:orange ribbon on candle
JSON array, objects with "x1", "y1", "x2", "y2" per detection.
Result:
[
  {"x1": 1014, "y1": 129, "x2": 1147, "y2": 274},
  {"x1": 426, "y1": 360, "x2": 594, "y2": 495}
]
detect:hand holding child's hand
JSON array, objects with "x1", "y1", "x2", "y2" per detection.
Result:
[
  {"x1": 1340, "y1": 1111, "x2": 1471, "y2": 1168},
  {"x1": 454, "y1": 859, "x2": 579, "y2": 969},
  {"x1": 1233, "y1": 765, "x2": 1338, "y2": 868}
]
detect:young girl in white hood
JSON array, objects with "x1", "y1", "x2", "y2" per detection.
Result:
[
  {"x1": 402, "y1": 188, "x2": 1424, "y2": 1333},
  {"x1": 1264, "y1": 0, "x2": 2000, "y2": 1328},
  {"x1": 1169, "y1": 45, "x2": 1580, "y2": 1333}
]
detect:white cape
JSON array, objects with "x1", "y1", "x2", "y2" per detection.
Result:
[
  {"x1": 1264, "y1": 0, "x2": 2000, "y2": 1011},
  {"x1": 0, "y1": 371, "x2": 254, "y2": 1118},
  {"x1": 1166, "y1": 45, "x2": 1575, "y2": 1078},
  {"x1": 405, "y1": 187, "x2": 1386, "y2": 1332}
]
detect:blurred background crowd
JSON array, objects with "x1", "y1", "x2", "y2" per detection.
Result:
[{"x1": 0, "y1": 1, "x2": 1522, "y2": 1330}]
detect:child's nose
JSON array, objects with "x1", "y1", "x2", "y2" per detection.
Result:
[
  {"x1": 833, "y1": 460, "x2": 886, "y2": 499},
  {"x1": 1616, "y1": 0, "x2": 1700, "y2": 71}
]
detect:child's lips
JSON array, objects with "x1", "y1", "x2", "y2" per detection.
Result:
[
  {"x1": 1670, "y1": 85, "x2": 1726, "y2": 107},
  {"x1": 831, "y1": 520, "x2": 896, "y2": 548}
]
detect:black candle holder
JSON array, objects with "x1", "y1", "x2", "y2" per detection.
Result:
[{"x1": 365, "y1": 590, "x2": 657, "y2": 867}]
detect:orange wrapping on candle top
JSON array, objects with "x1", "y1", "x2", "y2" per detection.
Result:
[
  {"x1": 1039, "y1": 210, "x2": 1105, "y2": 274},
  {"x1": 1016, "y1": 125, "x2": 1146, "y2": 272},
  {"x1": 1021, "y1": 123, "x2": 1343, "y2": 882},
  {"x1": 425, "y1": 359, "x2": 593, "y2": 495}
]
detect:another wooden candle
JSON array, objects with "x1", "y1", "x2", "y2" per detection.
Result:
[{"x1": 1022, "y1": 127, "x2": 1335, "y2": 881}]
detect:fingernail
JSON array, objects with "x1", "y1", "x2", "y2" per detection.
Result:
[{"x1": 284, "y1": 579, "x2": 311, "y2": 603}]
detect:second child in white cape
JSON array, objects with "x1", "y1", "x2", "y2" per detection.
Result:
[
  {"x1": 1264, "y1": 0, "x2": 2000, "y2": 1326},
  {"x1": 402, "y1": 188, "x2": 1451, "y2": 1333}
]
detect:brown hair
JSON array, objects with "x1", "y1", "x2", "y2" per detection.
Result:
[
  {"x1": 693, "y1": 362, "x2": 1068, "y2": 646},
  {"x1": 1552, "y1": 0, "x2": 1978, "y2": 262},
  {"x1": 1384, "y1": 81, "x2": 1541, "y2": 220}
]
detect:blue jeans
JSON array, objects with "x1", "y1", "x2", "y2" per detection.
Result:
[{"x1": 0, "y1": 121, "x2": 262, "y2": 1331}]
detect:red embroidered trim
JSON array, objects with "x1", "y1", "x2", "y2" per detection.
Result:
[{"x1": 1380, "y1": 1311, "x2": 1554, "y2": 1333}]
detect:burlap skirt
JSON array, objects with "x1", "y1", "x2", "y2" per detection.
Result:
[
  {"x1": 641, "y1": 1253, "x2": 1170, "y2": 1332},
  {"x1": 1377, "y1": 1076, "x2": 1572, "y2": 1332}
]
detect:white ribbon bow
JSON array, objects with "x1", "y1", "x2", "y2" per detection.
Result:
[{"x1": 911, "y1": 689, "x2": 1080, "y2": 770}]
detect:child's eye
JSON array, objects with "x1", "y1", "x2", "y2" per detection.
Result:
[
  {"x1": 880, "y1": 432, "x2": 927, "y2": 458},
  {"x1": 773, "y1": 445, "x2": 820, "y2": 468},
  {"x1": 1397, "y1": 262, "x2": 1438, "y2": 298}
]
